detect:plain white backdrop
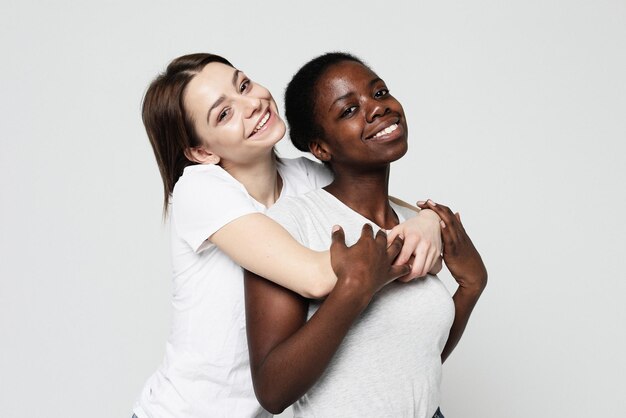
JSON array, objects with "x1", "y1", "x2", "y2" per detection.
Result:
[{"x1": 1, "y1": 1, "x2": 625, "y2": 417}]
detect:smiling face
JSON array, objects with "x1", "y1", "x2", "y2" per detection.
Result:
[
  {"x1": 310, "y1": 60, "x2": 408, "y2": 171},
  {"x1": 183, "y1": 62, "x2": 286, "y2": 166}
]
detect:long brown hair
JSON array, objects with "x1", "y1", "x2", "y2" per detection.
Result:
[{"x1": 142, "y1": 53, "x2": 233, "y2": 214}]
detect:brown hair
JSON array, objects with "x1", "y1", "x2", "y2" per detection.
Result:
[{"x1": 142, "y1": 53, "x2": 233, "y2": 214}]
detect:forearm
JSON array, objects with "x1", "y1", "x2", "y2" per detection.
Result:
[
  {"x1": 212, "y1": 213, "x2": 336, "y2": 298},
  {"x1": 247, "y1": 278, "x2": 371, "y2": 413},
  {"x1": 441, "y1": 286, "x2": 484, "y2": 362}
]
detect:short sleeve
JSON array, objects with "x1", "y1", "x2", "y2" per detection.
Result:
[{"x1": 172, "y1": 166, "x2": 261, "y2": 253}]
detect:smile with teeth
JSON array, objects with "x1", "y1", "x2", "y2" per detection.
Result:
[
  {"x1": 252, "y1": 111, "x2": 271, "y2": 135},
  {"x1": 371, "y1": 123, "x2": 399, "y2": 139}
]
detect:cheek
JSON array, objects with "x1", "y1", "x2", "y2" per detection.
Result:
[
  {"x1": 204, "y1": 125, "x2": 245, "y2": 152},
  {"x1": 253, "y1": 84, "x2": 273, "y2": 100}
]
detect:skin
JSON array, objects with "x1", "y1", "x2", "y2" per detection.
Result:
[
  {"x1": 417, "y1": 200, "x2": 488, "y2": 362},
  {"x1": 175, "y1": 62, "x2": 444, "y2": 298},
  {"x1": 244, "y1": 60, "x2": 487, "y2": 413}
]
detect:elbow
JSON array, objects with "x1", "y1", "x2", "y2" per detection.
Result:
[
  {"x1": 300, "y1": 251, "x2": 336, "y2": 299},
  {"x1": 304, "y1": 261, "x2": 336, "y2": 299},
  {"x1": 305, "y1": 278, "x2": 334, "y2": 299},
  {"x1": 251, "y1": 366, "x2": 295, "y2": 414},
  {"x1": 253, "y1": 386, "x2": 290, "y2": 414}
]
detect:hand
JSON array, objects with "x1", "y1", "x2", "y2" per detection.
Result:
[
  {"x1": 417, "y1": 200, "x2": 487, "y2": 294},
  {"x1": 330, "y1": 224, "x2": 411, "y2": 299},
  {"x1": 386, "y1": 208, "x2": 443, "y2": 280}
]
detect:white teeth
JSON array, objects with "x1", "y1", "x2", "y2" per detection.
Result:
[
  {"x1": 373, "y1": 123, "x2": 398, "y2": 138},
  {"x1": 253, "y1": 111, "x2": 270, "y2": 133}
]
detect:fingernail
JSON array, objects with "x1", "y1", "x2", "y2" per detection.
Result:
[
  {"x1": 332, "y1": 225, "x2": 340, "y2": 232},
  {"x1": 416, "y1": 200, "x2": 426, "y2": 206},
  {"x1": 427, "y1": 199, "x2": 437, "y2": 207},
  {"x1": 440, "y1": 220, "x2": 446, "y2": 229}
]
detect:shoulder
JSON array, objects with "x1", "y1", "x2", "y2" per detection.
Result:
[
  {"x1": 277, "y1": 157, "x2": 333, "y2": 188},
  {"x1": 171, "y1": 163, "x2": 258, "y2": 224},
  {"x1": 173, "y1": 164, "x2": 248, "y2": 203},
  {"x1": 174, "y1": 164, "x2": 239, "y2": 193}
]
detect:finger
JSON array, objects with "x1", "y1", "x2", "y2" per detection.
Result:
[
  {"x1": 410, "y1": 244, "x2": 429, "y2": 278},
  {"x1": 388, "y1": 264, "x2": 411, "y2": 282},
  {"x1": 386, "y1": 235, "x2": 404, "y2": 261},
  {"x1": 330, "y1": 225, "x2": 347, "y2": 250},
  {"x1": 375, "y1": 228, "x2": 388, "y2": 246},
  {"x1": 422, "y1": 250, "x2": 438, "y2": 275},
  {"x1": 425, "y1": 200, "x2": 457, "y2": 230},
  {"x1": 428, "y1": 256, "x2": 443, "y2": 274},
  {"x1": 440, "y1": 217, "x2": 457, "y2": 252},
  {"x1": 456, "y1": 212, "x2": 461, "y2": 222},
  {"x1": 397, "y1": 272, "x2": 415, "y2": 282},
  {"x1": 394, "y1": 235, "x2": 417, "y2": 265},
  {"x1": 385, "y1": 225, "x2": 403, "y2": 246},
  {"x1": 359, "y1": 223, "x2": 374, "y2": 240}
]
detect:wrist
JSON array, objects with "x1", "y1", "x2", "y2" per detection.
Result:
[
  {"x1": 417, "y1": 208, "x2": 441, "y2": 221},
  {"x1": 332, "y1": 275, "x2": 374, "y2": 310}
]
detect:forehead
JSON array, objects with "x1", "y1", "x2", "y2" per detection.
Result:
[
  {"x1": 184, "y1": 62, "x2": 237, "y2": 108},
  {"x1": 314, "y1": 61, "x2": 379, "y2": 107}
]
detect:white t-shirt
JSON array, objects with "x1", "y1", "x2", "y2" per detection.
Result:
[
  {"x1": 133, "y1": 157, "x2": 332, "y2": 418},
  {"x1": 267, "y1": 189, "x2": 455, "y2": 418}
]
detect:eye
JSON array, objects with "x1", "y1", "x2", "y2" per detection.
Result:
[
  {"x1": 374, "y1": 88, "x2": 389, "y2": 98},
  {"x1": 341, "y1": 105, "x2": 357, "y2": 118},
  {"x1": 240, "y1": 79, "x2": 251, "y2": 93},
  {"x1": 218, "y1": 108, "x2": 230, "y2": 122}
]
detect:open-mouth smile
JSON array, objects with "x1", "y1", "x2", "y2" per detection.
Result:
[
  {"x1": 249, "y1": 110, "x2": 271, "y2": 137},
  {"x1": 365, "y1": 118, "x2": 403, "y2": 142},
  {"x1": 370, "y1": 123, "x2": 399, "y2": 139}
]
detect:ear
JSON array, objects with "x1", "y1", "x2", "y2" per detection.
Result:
[
  {"x1": 309, "y1": 141, "x2": 331, "y2": 162},
  {"x1": 184, "y1": 146, "x2": 221, "y2": 165}
]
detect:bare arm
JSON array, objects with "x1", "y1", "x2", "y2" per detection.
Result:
[
  {"x1": 417, "y1": 200, "x2": 488, "y2": 363},
  {"x1": 388, "y1": 196, "x2": 443, "y2": 278},
  {"x1": 211, "y1": 213, "x2": 335, "y2": 298},
  {"x1": 245, "y1": 226, "x2": 409, "y2": 414},
  {"x1": 211, "y1": 205, "x2": 443, "y2": 299}
]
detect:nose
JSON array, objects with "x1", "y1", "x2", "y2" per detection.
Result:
[
  {"x1": 366, "y1": 100, "x2": 390, "y2": 123},
  {"x1": 242, "y1": 95, "x2": 263, "y2": 119}
]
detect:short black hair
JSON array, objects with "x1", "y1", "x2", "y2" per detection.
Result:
[{"x1": 284, "y1": 52, "x2": 367, "y2": 153}]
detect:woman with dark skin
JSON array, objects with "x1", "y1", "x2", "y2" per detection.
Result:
[{"x1": 244, "y1": 53, "x2": 487, "y2": 417}]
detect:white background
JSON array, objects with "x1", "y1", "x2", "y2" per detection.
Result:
[{"x1": 1, "y1": 1, "x2": 625, "y2": 417}]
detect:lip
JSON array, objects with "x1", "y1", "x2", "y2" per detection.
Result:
[
  {"x1": 364, "y1": 117, "x2": 403, "y2": 142},
  {"x1": 248, "y1": 108, "x2": 273, "y2": 139}
]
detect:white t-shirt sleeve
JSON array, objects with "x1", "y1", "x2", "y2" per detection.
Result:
[{"x1": 172, "y1": 166, "x2": 260, "y2": 253}]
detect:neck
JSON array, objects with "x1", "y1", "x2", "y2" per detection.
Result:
[
  {"x1": 324, "y1": 164, "x2": 398, "y2": 229},
  {"x1": 221, "y1": 153, "x2": 282, "y2": 208}
]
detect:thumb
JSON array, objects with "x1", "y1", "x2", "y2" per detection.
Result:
[
  {"x1": 387, "y1": 264, "x2": 411, "y2": 283},
  {"x1": 386, "y1": 225, "x2": 402, "y2": 246},
  {"x1": 330, "y1": 225, "x2": 347, "y2": 250}
]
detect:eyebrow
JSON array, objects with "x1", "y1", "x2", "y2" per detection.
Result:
[
  {"x1": 206, "y1": 69, "x2": 242, "y2": 123},
  {"x1": 328, "y1": 77, "x2": 384, "y2": 110},
  {"x1": 369, "y1": 77, "x2": 382, "y2": 87},
  {"x1": 330, "y1": 92, "x2": 354, "y2": 110}
]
